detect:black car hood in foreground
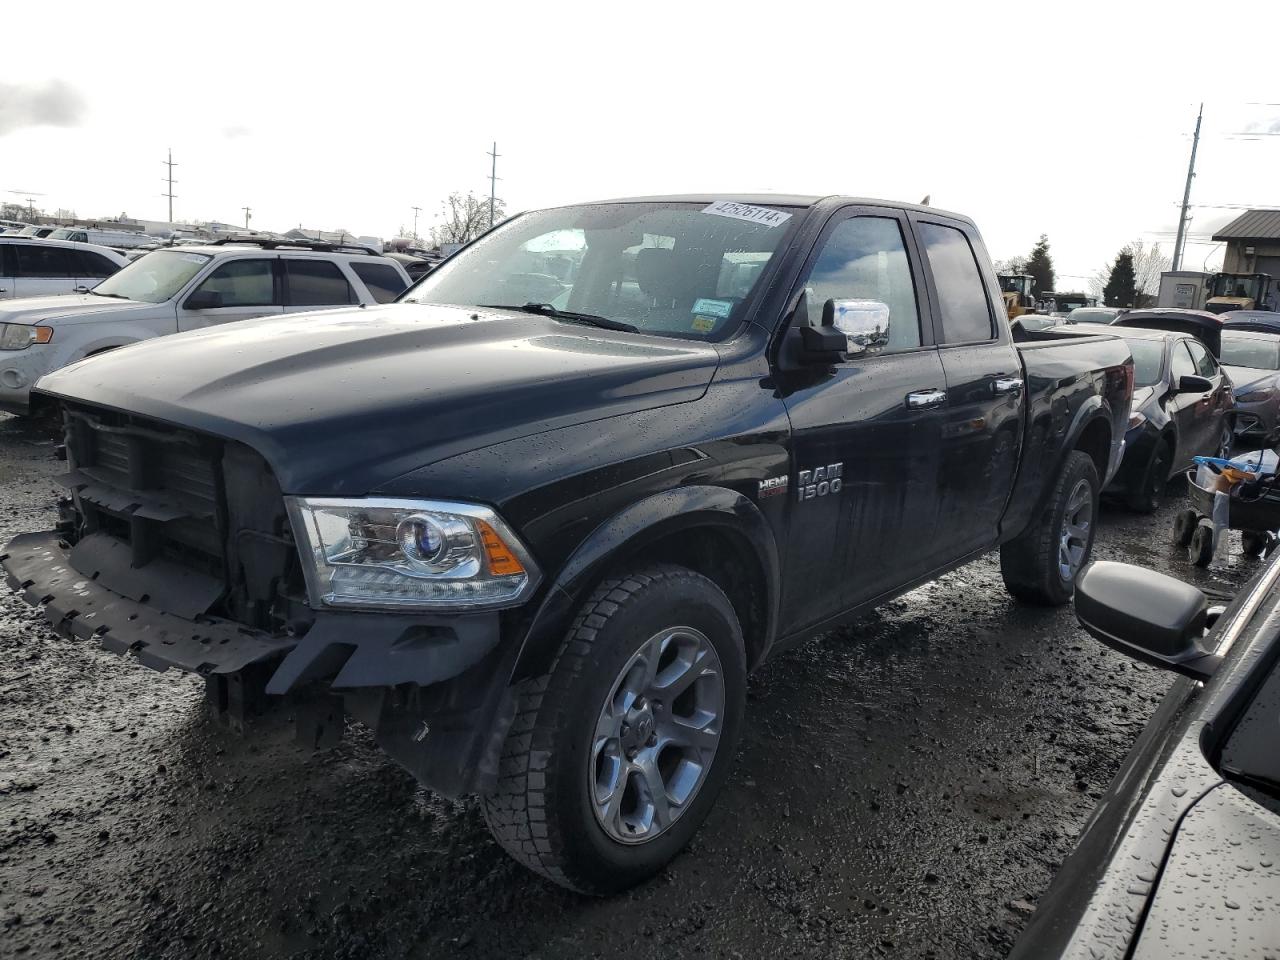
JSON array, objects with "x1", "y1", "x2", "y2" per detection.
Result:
[{"x1": 35, "y1": 303, "x2": 719, "y2": 494}]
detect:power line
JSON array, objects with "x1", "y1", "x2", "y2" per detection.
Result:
[{"x1": 162, "y1": 147, "x2": 178, "y2": 223}]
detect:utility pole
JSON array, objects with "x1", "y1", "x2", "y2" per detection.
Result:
[
  {"x1": 162, "y1": 148, "x2": 178, "y2": 223},
  {"x1": 487, "y1": 141, "x2": 501, "y2": 229},
  {"x1": 242, "y1": 206, "x2": 252, "y2": 230},
  {"x1": 1171, "y1": 103, "x2": 1203, "y2": 272},
  {"x1": 411, "y1": 205, "x2": 422, "y2": 240}
]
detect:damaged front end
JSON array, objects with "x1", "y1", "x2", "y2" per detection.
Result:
[{"x1": 0, "y1": 402, "x2": 520, "y2": 797}]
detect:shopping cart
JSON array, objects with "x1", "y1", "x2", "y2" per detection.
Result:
[{"x1": 1173, "y1": 455, "x2": 1280, "y2": 566}]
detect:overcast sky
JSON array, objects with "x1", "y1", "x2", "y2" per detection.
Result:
[{"x1": 2, "y1": 1, "x2": 1278, "y2": 283}]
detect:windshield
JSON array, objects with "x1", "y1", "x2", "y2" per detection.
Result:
[
  {"x1": 1125, "y1": 338, "x2": 1166, "y2": 386},
  {"x1": 1221, "y1": 333, "x2": 1280, "y2": 370},
  {"x1": 48, "y1": 228, "x2": 75, "y2": 240},
  {"x1": 89, "y1": 250, "x2": 212, "y2": 303},
  {"x1": 1070, "y1": 308, "x2": 1115, "y2": 324},
  {"x1": 402, "y1": 201, "x2": 796, "y2": 340},
  {"x1": 1211, "y1": 274, "x2": 1263, "y2": 299}
]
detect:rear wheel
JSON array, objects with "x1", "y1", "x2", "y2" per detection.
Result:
[
  {"x1": 1126, "y1": 439, "x2": 1172, "y2": 513},
  {"x1": 1001, "y1": 450, "x2": 1099, "y2": 606},
  {"x1": 481, "y1": 564, "x2": 746, "y2": 894},
  {"x1": 1173, "y1": 509, "x2": 1199, "y2": 547},
  {"x1": 1190, "y1": 521, "x2": 1215, "y2": 567}
]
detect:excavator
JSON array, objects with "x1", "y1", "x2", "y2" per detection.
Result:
[
  {"x1": 1205, "y1": 272, "x2": 1275, "y2": 314},
  {"x1": 998, "y1": 274, "x2": 1036, "y2": 321}
]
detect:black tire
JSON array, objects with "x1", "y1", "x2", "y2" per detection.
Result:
[
  {"x1": 1126, "y1": 439, "x2": 1172, "y2": 513},
  {"x1": 1173, "y1": 509, "x2": 1199, "y2": 547},
  {"x1": 481, "y1": 564, "x2": 747, "y2": 895},
  {"x1": 1190, "y1": 522, "x2": 1215, "y2": 567},
  {"x1": 1001, "y1": 450, "x2": 1100, "y2": 606},
  {"x1": 1241, "y1": 531, "x2": 1268, "y2": 558}
]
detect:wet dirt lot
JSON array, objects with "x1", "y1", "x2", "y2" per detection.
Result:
[{"x1": 0, "y1": 413, "x2": 1261, "y2": 960}]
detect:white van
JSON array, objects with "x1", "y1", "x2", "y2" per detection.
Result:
[{"x1": 47, "y1": 227, "x2": 156, "y2": 249}]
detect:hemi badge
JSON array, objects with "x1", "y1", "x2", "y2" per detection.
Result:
[{"x1": 758, "y1": 475, "x2": 789, "y2": 499}]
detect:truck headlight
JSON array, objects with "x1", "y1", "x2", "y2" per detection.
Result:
[
  {"x1": 285, "y1": 497, "x2": 540, "y2": 611},
  {"x1": 0, "y1": 324, "x2": 52, "y2": 350}
]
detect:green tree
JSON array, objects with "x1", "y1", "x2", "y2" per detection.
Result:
[
  {"x1": 1102, "y1": 250, "x2": 1138, "y2": 307},
  {"x1": 1025, "y1": 234, "x2": 1055, "y2": 295}
]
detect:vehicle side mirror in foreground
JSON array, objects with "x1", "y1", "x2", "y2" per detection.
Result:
[
  {"x1": 185, "y1": 290, "x2": 223, "y2": 310},
  {"x1": 1074, "y1": 560, "x2": 1222, "y2": 681},
  {"x1": 1177, "y1": 374, "x2": 1213, "y2": 394}
]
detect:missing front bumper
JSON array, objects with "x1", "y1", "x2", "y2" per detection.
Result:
[{"x1": 1, "y1": 530, "x2": 295, "y2": 674}]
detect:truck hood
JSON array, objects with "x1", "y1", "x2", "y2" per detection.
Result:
[
  {"x1": 0, "y1": 294, "x2": 153, "y2": 325},
  {"x1": 35, "y1": 303, "x2": 719, "y2": 494}
]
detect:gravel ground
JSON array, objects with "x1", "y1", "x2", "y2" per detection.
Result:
[{"x1": 0, "y1": 414, "x2": 1261, "y2": 960}]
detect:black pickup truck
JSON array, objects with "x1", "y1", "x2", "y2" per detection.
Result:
[{"x1": 2, "y1": 195, "x2": 1133, "y2": 894}]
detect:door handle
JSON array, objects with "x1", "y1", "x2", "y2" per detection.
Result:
[
  {"x1": 994, "y1": 377, "x2": 1024, "y2": 395},
  {"x1": 906, "y1": 388, "x2": 947, "y2": 409},
  {"x1": 73, "y1": 285, "x2": 90, "y2": 293}
]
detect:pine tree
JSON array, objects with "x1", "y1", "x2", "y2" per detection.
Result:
[
  {"x1": 1025, "y1": 234, "x2": 1055, "y2": 295},
  {"x1": 1103, "y1": 250, "x2": 1138, "y2": 307}
]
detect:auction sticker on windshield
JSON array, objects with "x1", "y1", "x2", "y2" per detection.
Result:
[{"x1": 702, "y1": 200, "x2": 792, "y2": 228}]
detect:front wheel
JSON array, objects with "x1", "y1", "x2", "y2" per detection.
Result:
[
  {"x1": 481, "y1": 564, "x2": 746, "y2": 895},
  {"x1": 1001, "y1": 450, "x2": 1100, "y2": 606}
]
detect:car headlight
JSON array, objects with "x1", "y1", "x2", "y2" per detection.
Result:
[
  {"x1": 1236, "y1": 389, "x2": 1274, "y2": 403},
  {"x1": 285, "y1": 497, "x2": 540, "y2": 611},
  {"x1": 0, "y1": 324, "x2": 52, "y2": 350},
  {"x1": 1127, "y1": 411, "x2": 1147, "y2": 430}
]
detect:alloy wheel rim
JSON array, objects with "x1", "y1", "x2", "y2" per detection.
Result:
[
  {"x1": 589, "y1": 626, "x2": 725, "y2": 845},
  {"x1": 1058, "y1": 479, "x2": 1093, "y2": 581}
]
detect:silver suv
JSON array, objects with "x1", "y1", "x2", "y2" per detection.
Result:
[{"x1": 0, "y1": 238, "x2": 411, "y2": 414}]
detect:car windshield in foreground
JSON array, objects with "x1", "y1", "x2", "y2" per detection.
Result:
[
  {"x1": 1070, "y1": 308, "x2": 1116, "y2": 324},
  {"x1": 402, "y1": 200, "x2": 797, "y2": 341},
  {"x1": 1221, "y1": 334, "x2": 1280, "y2": 371},
  {"x1": 1125, "y1": 337, "x2": 1166, "y2": 386},
  {"x1": 88, "y1": 250, "x2": 212, "y2": 304}
]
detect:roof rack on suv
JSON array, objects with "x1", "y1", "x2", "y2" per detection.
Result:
[{"x1": 209, "y1": 235, "x2": 384, "y2": 257}]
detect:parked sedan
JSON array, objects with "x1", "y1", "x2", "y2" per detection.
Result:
[
  {"x1": 1106, "y1": 328, "x2": 1235, "y2": 511},
  {"x1": 1011, "y1": 557, "x2": 1280, "y2": 960},
  {"x1": 1220, "y1": 329, "x2": 1280, "y2": 446},
  {"x1": 1067, "y1": 306, "x2": 1124, "y2": 325}
]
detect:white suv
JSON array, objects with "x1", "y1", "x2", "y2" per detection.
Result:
[
  {"x1": 0, "y1": 237, "x2": 128, "y2": 300},
  {"x1": 0, "y1": 239, "x2": 412, "y2": 414}
]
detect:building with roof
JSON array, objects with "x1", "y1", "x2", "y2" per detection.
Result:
[{"x1": 1212, "y1": 209, "x2": 1280, "y2": 279}]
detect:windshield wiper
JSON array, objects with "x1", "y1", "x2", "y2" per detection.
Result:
[
  {"x1": 88, "y1": 290, "x2": 129, "y2": 299},
  {"x1": 480, "y1": 302, "x2": 638, "y2": 333}
]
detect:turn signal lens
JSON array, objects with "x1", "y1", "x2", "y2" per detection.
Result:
[{"x1": 477, "y1": 519, "x2": 527, "y2": 577}]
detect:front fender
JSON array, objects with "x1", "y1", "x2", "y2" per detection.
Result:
[{"x1": 510, "y1": 484, "x2": 780, "y2": 682}]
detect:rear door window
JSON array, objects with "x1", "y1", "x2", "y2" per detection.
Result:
[
  {"x1": 350, "y1": 261, "x2": 407, "y2": 303},
  {"x1": 70, "y1": 250, "x2": 119, "y2": 278},
  {"x1": 15, "y1": 243, "x2": 72, "y2": 278},
  {"x1": 285, "y1": 259, "x2": 356, "y2": 306},
  {"x1": 917, "y1": 222, "x2": 995, "y2": 344}
]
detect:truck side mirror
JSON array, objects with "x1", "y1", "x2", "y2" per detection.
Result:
[
  {"x1": 797, "y1": 296, "x2": 892, "y2": 363},
  {"x1": 1074, "y1": 560, "x2": 1222, "y2": 681},
  {"x1": 185, "y1": 289, "x2": 224, "y2": 310},
  {"x1": 1176, "y1": 374, "x2": 1213, "y2": 394}
]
